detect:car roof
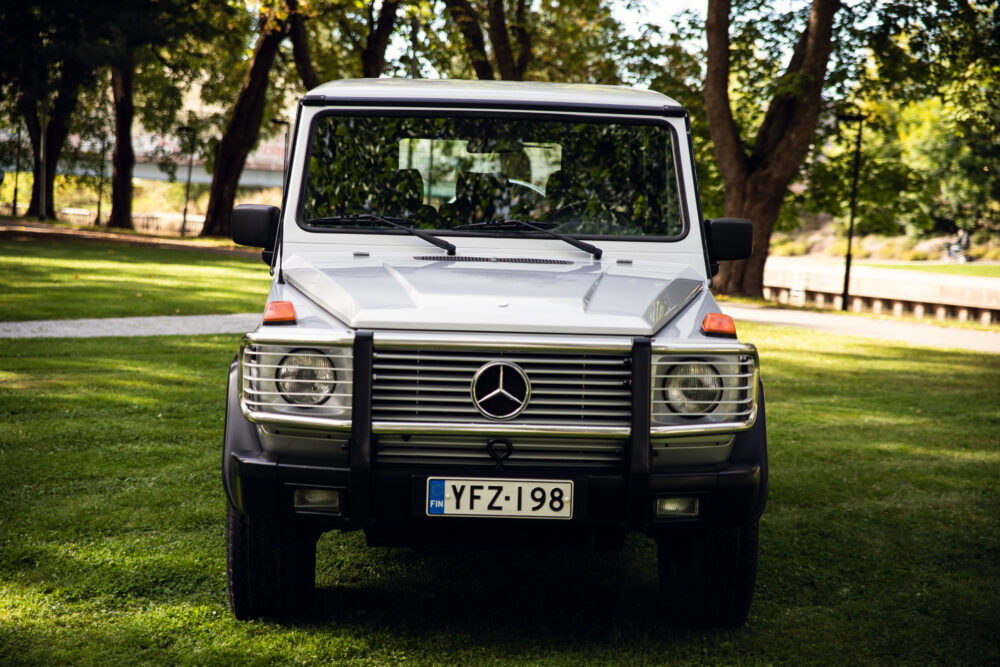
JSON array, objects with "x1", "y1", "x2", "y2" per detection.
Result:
[{"x1": 302, "y1": 78, "x2": 684, "y2": 114}]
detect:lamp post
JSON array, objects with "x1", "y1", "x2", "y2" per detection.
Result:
[
  {"x1": 837, "y1": 112, "x2": 864, "y2": 312},
  {"x1": 270, "y1": 118, "x2": 290, "y2": 185},
  {"x1": 178, "y1": 126, "x2": 195, "y2": 236},
  {"x1": 11, "y1": 120, "x2": 21, "y2": 217},
  {"x1": 95, "y1": 134, "x2": 109, "y2": 225}
]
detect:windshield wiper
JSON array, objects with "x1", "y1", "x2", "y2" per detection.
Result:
[
  {"x1": 454, "y1": 219, "x2": 603, "y2": 260},
  {"x1": 309, "y1": 214, "x2": 456, "y2": 255}
]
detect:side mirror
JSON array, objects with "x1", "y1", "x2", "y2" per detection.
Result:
[
  {"x1": 705, "y1": 218, "x2": 753, "y2": 261},
  {"x1": 232, "y1": 205, "x2": 279, "y2": 249}
]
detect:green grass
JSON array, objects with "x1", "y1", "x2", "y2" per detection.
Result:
[
  {"x1": 1, "y1": 328, "x2": 998, "y2": 664},
  {"x1": 861, "y1": 261, "x2": 1000, "y2": 278},
  {"x1": 0, "y1": 239, "x2": 271, "y2": 321}
]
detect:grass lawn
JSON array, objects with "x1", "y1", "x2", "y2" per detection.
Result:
[
  {"x1": 0, "y1": 239, "x2": 271, "y2": 321},
  {"x1": 0, "y1": 327, "x2": 997, "y2": 664},
  {"x1": 860, "y1": 262, "x2": 1000, "y2": 279}
]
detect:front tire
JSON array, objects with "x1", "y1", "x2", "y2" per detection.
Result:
[
  {"x1": 657, "y1": 521, "x2": 759, "y2": 628},
  {"x1": 225, "y1": 503, "x2": 319, "y2": 620}
]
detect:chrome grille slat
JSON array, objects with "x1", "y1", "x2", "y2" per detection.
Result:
[
  {"x1": 376, "y1": 434, "x2": 625, "y2": 468},
  {"x1": 376, "y1": 353, "x2": 626, "y2": 365}
]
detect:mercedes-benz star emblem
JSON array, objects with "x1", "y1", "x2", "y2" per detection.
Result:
[{"x1": 471, "y1": 361, "x2": 531, "y2": 420}]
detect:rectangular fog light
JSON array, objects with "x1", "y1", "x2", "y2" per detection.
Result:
[
  {"x1": 293, "y1": 487, "x2": 342, "y2": 513},
  {"x1": 655, "y1": 497, "x2": 699, "y2": 518}
]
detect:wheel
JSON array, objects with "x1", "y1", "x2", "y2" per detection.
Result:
[
  {"x1": 656, "y1": 521, "x2": 759, "y2": 628},
  {"x1": 225, "y1": 502, "x2": 319, "y2": 620}
]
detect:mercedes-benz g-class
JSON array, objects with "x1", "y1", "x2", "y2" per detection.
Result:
[{"x1": 224, "y1": 79, "x2": 767, "y2": 627}]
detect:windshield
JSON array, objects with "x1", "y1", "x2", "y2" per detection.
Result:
[{"x1": 300, "y1": 114, "x2": 684, "y2": 238}]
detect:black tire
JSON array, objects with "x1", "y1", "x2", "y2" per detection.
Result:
[
  {"x1": 657, "y1": 521, "x2": 759, "y2": 628},
  {"x1": 225, "y1": 502, "x2": 319, "y2": 620}
]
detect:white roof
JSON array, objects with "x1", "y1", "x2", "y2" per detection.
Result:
[{"x1": 303, "y1": 78, "x2": 682, "y2": 112}]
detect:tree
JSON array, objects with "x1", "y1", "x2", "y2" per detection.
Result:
[
  {"x1": 95, "y1": 0, "x2": 244, "y2": 229},
  {"x1": 200, "y1": 1, "x2": 405, "y2": 237},
  {"x1": 0, "y1": 1, "x2": 102, "y2": 219},
  {"x1": 789, "y1": 1, "x2": 1000, "y2": 241},
  {"x1": 201, "y1": 8, "x2": 291, "y2": 237},
  {"x1": 704, "y1": 0, "x2": 839, "y2": 295},
  {"x1": 443, "y1": 0, "x2": 530, "y2": 80},
  {"x1": 287, "y1": 0, "x2": 403, "y2": 86}
]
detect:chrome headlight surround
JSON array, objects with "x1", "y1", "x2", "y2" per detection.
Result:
[
  {"x1": 650, "y1": 343, "x2": 759, "y2": 435},
  {"x1": 239, "y1": 335, "x2": 353, "y2": 429}
]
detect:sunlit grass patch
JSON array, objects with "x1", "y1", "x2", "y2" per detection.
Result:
[{"x1": 0, "y1": 239, "x2": 271, "y2": 321}]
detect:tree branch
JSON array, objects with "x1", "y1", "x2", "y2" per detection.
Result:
[
  {"x1": 752, "y1": 0, "x2": 839, "y2": 183},
  {"x1": 361, "y1": 0, "x2": 400, "y2": 77},
  {"x1": 704, "y1": 0, "x2": 748, "y2": 188},
  {"x1": 444, "y1": 0, "x2": 495, "y2": 80}
]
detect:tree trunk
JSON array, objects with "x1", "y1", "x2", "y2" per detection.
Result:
[
  {"x1": 109, "y1": 61, "x2": 135, "y2": 229},
  {"x1": 20, "y1": 97, "x2": 42, "y2": 218},
  {"x1": 21, "y1": 68, "x2": 84, "y2": 219},
  {"x1": 704, "y1": 0, "x2": 839, "y2": 296},
  {"x1": 486, "y1": 0, "x2": 517, "y2": 80},
  {"x1": 360, "y1": 1, "x2": 399, "y2": 77},
  {"x1": 201, "y1": 15, "x2": 288, "y2": 237}
]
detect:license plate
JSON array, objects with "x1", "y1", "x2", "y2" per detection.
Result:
[{"x1": 426, "y1": 477, "x2": 573, "y2": 519}]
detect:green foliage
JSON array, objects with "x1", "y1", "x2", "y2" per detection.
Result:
[
  {"x1": 0, "y1": 325, "x2": 998, "y2": 663},
  {"x1": 0, "y1": 240, "x2": 271, "y2": 321}
]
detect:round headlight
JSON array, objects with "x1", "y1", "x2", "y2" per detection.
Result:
[
  {"x1": 277, "y1": 349, "x2": 335, "y2": 406},
  {"x1": 662, "y1": 362, "x2": 723, "y2": 416}
]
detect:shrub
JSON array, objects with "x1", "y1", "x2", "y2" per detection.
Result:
[
  {"x1": 771, "y1": 240, "x2": 808, "y2": 256},
  {"x1": 902, "y1": 250, "x2": 928, "y2": 261}
]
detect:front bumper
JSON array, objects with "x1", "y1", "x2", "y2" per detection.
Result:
[{"x1": 223, "y1": 332, "x2": 767, "y2": 545}]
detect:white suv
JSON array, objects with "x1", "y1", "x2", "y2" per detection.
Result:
[{"x1": 224, "y1": 79, "x2": 767, "y2": 627}]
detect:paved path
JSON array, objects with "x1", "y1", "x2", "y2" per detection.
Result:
[
  {"x1": 0, "y1": 313, "x2": 261, "y2": 339},
  {"x1": 2, "y1": 307, "x2": 997, "y2": 354},
  {"x1": 722, "y1": 304, "x2": 1000, "y2": 354}
]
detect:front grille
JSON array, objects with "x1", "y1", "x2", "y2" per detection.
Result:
[
  {"x1": 376, "y1": 434, "x2": 626, "y2": 468},
  {"x1": 371, "y1": 349, "x2": 632, "y2": 426}
]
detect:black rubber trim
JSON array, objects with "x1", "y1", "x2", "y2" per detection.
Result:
[
  {"x1": 222, "y1": 358, "x2": 277, "y2": 515},
  {"x1": 627, "y1": 337, "x2": 652, "y2": 529},
  {"x1": 682, "y1": 112, "x2": 715, "y2": 284},
  {"x1": 300, "y1": 95, "x2": 688, "y2": 116},
  {"x1": 347, "y1": 331, "x2": 374, "y2": 527},
  {"x1": 294, "y1": 108, "x2": 690, "y2": 244}
]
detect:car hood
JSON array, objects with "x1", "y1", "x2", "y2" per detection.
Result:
[{"x1": 282, "y1": 253, "x2": 704, "y2": 336}]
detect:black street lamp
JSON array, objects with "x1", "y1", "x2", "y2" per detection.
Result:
[
  {"x1": 178, "y1": 126, "x2": 196, "y2": 236},
  {"x1": 837, "y1": 112, "x2": 865, "y2": 312},
  {"x1": 271, "y1": 118, "x2": 290, "y2": 185},
  {"x1": 11, "y1": 120, "x2": 21, "y2": 217}
]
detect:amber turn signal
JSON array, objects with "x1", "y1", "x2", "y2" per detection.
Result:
[
  {"x1": 701, "y1": 312, "x2": 736, "y2": 337},
  {"x1": 263, "y1": 300, "x2": 297, "y2": 324}
]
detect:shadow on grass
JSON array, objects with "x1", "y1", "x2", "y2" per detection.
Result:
[{"x1": 305, "y1": 539, "x2": 708, "y2": 649}]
